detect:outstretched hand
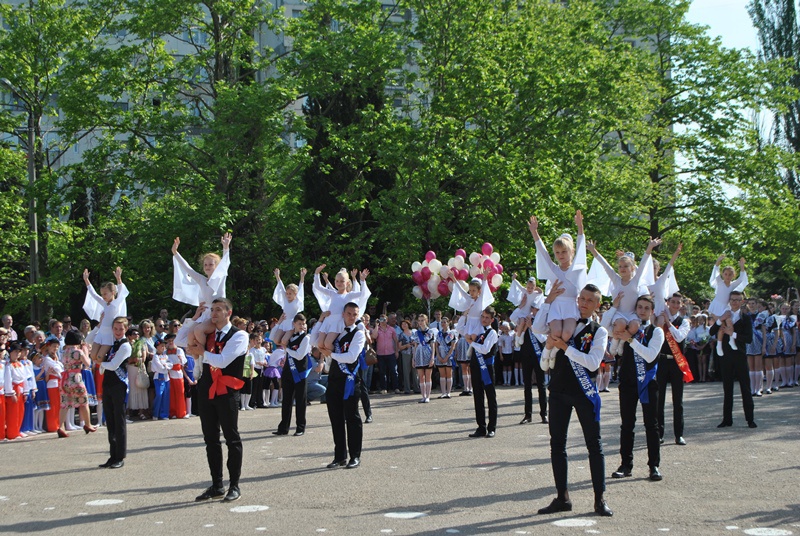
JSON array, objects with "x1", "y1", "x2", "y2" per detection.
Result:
[
  {"x1": 82, "y1": 268, "x2": 90, "y2": 284},
  {"x1": 274, "y1": 268, "x2": 281, "y2": 281},
  {"x1": 172, "y1": 237, "x2": 180, "y2": 255},
  {"x1": 575, "y1": 210, "x2": 584, "y2": 235},
  {"x1": 114, "y1": 266, "x2": 123, "y2": 283},
  {"x1": 646, "y1": 237, "x2": 662, "y2": 253},
  {"x1": 528, "y1": 215, "x2": 539, "y2": 240},
  {"x1": 544, "y1": 280, "x2": 565, "y2": 304},
  {"x1": 315, "y1": 264, "x2": 326, "y2": 275},
  {"x1": 221, "y1": 232, "x2": 232, "y2": 251}
]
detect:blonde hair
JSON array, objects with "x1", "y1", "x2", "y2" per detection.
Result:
[
  {"x1": 553, "y1": 234, "x2": 575, "y2": 256},
  {"x1": 286, "y1": 283, "x2": 299, "y2": 293},
  {"x1": 617, "y1": 256, "x2": 635, "y2": 270},
  {"x1": 201, "y1": 252, "x2": 222, "y2": 265},
  {"x1": 417, "y1": 314, "x2": 428, "y2": 322},
  {"x1": 652, "y1": 258, "x2": 661, "y2": 274},
  {"x1": 336, "y1": 268, "x2": 350, "y2": 281},
  {"x1": 100, "y1": 281, "x2": 118, "y2": 297},
  {"x1": 722, "y1": 265, "x2": 736, "y2": 276}
]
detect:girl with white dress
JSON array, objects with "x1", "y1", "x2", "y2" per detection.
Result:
[
  {"x1": 507, "y1": 274, "x2": 544, "y2": 340},
  {"x1": 312, "y1": 265, "x2": 369, "y2": 356},
  {"x1": 272, "y1": 267, "x2": 307, "y2": 348},
  {"x1": 708, "y1": 256, "x2": 748, "y2": 356},
  {"x1": 586, "y1": 238, "x2": 659, "y2": 355},
  {"x1": 82, "y1": 266, "x2": 128, "y2": 363},
  {"x1": 171, "y1": 233, "x2": 232, "y2": 357},
  {"x1": 448, "y1": 273, "x2": 494, "y2": 342},
  {"x1": 528, "y1": 210, "x2": 587, "y2": 369}
]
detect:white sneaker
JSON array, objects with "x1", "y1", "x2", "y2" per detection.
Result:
[
  {"x1": 539, "y1": 348, "x2": 551, "y2": 372},
  {"x1": 716, "y1": 341, "x2": 724, "y2": 356},
  {"x1": 183, "y1": 414, "x2": 191, "y2": 419},
  {"x1": 729, "y1": 338, "x2": 738, "y2": 350}
]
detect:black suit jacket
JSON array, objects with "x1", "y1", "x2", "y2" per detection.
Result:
[{"x1": 710, "y1": 311, "x2": 752, "y2": 359}]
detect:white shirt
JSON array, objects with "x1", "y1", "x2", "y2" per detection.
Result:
[
  {"x1": 665, "y1": 311, "x2": 691, "y2": 344},
  {"x1": 535, "y1": 303, "x2": 608, "y2": 371},
  {"x1": 628, "y1": 323, "x2": 665, "y2": 363},
  {"x1": 331, "y1": 325, "x2": 366, "y2": 365},
  {"x1": 203, "y1": 323, "x2": 249, "y2": 369},
  {"x1": 286, "y1": 333, "x2": 312, "y2": 361},
  {"x1": 470, "y1": 328, "x2": 499, "y2": 355},
  {"x1": 167, "y1": 348, "x2": 187, "y2": 379},
  {"x1": 101, "y1": 340, "x2": 131, "y2": 372},
  {"x1": 151, "y1": 352, "x2": 172, "y2": 381}
]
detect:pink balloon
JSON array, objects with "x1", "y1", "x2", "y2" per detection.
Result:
[
  {"x1": 483, "y1": 259, "x2": 495, "y2": 272},
  {"x1": 455, "y1": 248, "x2": 467, "y2": 259},
  {"x1": 425, "y1": 250, "x2": 436, "y2": 262},
  {"x1": 476, "y1": 273, "x2": 484, "y2": 280},
  {"x1": 412, "y1": 271, "x2": 423, "y2": 285},
  {"x1": 481, "y1": 242, "x2": 493, "y2": 256},
  {"x1": 421, "y1": 266, "x2": 432, "y2": 281},
  {"x1": 459, "y1": 269, "x2": 469, "y2": 281},
  {"x1": 438, "y1": 280, "x2": 450, "y2": 296},
  {"x1": 422, "y1": 286, "x2": 431, "y2": 299},
  {"x1": 495, "y1": 263, "x2": 503, "y2": 274},
  {"x1": 489, "y1": 284, "x2": 498, "y2": 293}
]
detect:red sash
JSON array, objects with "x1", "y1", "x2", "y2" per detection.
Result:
[
  {"x1": 665, "y1": 329, "x2": 694, "y2": 383},
  {"x1": 208, "y1": 367, "x2": 244, "y2": 399}
]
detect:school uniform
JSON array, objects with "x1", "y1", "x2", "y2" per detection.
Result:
[{"x1": 277, "y1": 332, "x2": 311, "y2": 435}]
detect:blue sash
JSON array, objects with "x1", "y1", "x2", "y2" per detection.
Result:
[
  {"x1": 416, "y1": 329, "x2": 431, "y2": 347},
  {"x1": 107, "y1": 342, "x2": 129, "y2": 387},
  {"x1": 288, "y1": 356, "x2": 311, "y2": 383},
  {"x1": 567, "y1": 329, "x2": 602, "y2": 421},
  {"x1": 633, "y1": 329, "x2": 657, "y2": 404},
  {"x1": 337, "y1": 360, "x2": 359, "y2": 399},
  {"x1": 475, "y1": 351, "x2": 493, "y2": 386},
  {"x1": 359, "y1": 347, "x2": 367, "y2": 370},
  {"x1": 530, "y1": 330, "x2": 543, "y2": 358}
]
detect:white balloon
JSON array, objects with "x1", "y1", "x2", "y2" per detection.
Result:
[
  {"x1": 411, "y1": 261, "x2": 422, "y2": 272},
  {"x1": 430, "y1": 287, "x2": 441, "y2": 299},
  {"x1": 468, "y1": 252, "x2": 481, "y2": 266},
  {"x1": 427, "y1": 278, "x2": 438, "y2": 293},
  {"x1": 412, "y1": 286, "x2": 423, "y2": 299},
  {"x1": 491, "y1": 274, "x2": 503, "y2": 287},
  {"x1": 439, "y1": 266, "x2": 451, "y2": 280},
  {"x1": 447, "y1": 257, "x2": 456, "y2": 268},
  {"x1": 422, "y1": 260, "x2": 429, "y2": 268},
  {"x1": 454, "y1": 256, "x2": 465, "y2": 270},
  {"x1": 429, "y1": 259, "x2": 442, "y2": 273},
  {"x1": 489, "y1": 252, "x2": 500, "y2": 264},
  {"x1": 469, "y1": 266, "x2": 480, "y2": 277}
]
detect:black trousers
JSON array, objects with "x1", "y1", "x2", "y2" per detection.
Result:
[
  {"x1": 548, "y1": 390, "x2": 605, "y2": 496},
  {"x1": 326, "y1": 374, "x2": 362, "y2": 461},
  {"x1": 656, "y1": 356, "x2": 684, "y2": 440},
  {"x1": 720, "y1": 353, "x2": 755, "y2": 424},
  {"x1": 198, "y1": 388, "x2": 242, "y2": 488},
  {"x1": 470, "y1": 356, "x2": 497, "y2": 432},
  {"x1": 618, "y1": 380, "x2": 660, "y2": 469},
  {"x1": 278, "y1": 375, "x2": 307, "y2": 433},
  {"x1": 520, "y1": 348, "x2": 547, "y2": 419},
  {"x1": 358, "y1": 366, "x2": 372, "y2": 417},
  {"x1": 102, "y1": 377, "x2": 127, "y2": 462},
  {"x1": 251, "y1": 371, "x2": 265, "y2": 407}
]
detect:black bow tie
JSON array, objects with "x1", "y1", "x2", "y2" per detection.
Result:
[
  {"x1": 345, "y1": 327, "x2": 352, "y2": 333},
  {"x1": 578, "y1": 318, "x2": 588, "y2": 325}
]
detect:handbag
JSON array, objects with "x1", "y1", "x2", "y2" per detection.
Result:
[
  {"x1": 136, "y1": 362, "x2": 150, "y2": 389},
  {"x1": 365, "y1": 346, "x2": 378, "y2": 366}
]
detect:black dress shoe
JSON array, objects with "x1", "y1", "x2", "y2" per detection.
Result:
[
  {"x1": 519, "y1": 416, "x2": 532, "y2": 425},
  {"x1": 541, "y1": 416, "x2": 549, "y2": 424},
  {"x1": 345, "y1": 457, "x2": 360, "y2": 469},
  {"x1": 594, "y1": 499, "x2": 613, "y2": 517},
  {"x1": 659, "y1": 437, "x2": 665, "y2": 445},
  {"x1": 293, "y1": 430, "x2": 305, "y2": 436},
  {"x1": 717, "y1": 421, "x2": 732, "y2": 428},
  {"x1": 537, "y1": 497, "x2": 573, "y2": 514},
  {"x1": 223, "y1": 486, "x2": 241, "y2": 502},
  {"x1": 272, "y1": 430, "x2": 289, "y2": 436},
  {"x1": 649, "y1": 466, "x2": 663, "y2": 481},
  {"x1": 486, "y1": 431, "x2": 495, "y2": 438},
  {"x1": 109, "y1": 460, "x2": 124, "y2": 469},
  {"x1": 676, "y1": 436, "x2": 686, "y2": 445},
  {"x1": 99, "y1": 458, "x2": 114, "y2": 468},
  {"x1": 611, "y1": 465, "x2": 632, "y2": 478},
  {"x1": 748, "y1": 421, "x2": 758, "y2": 428},
  {"x1": 195, "y1": 486, "x2": 226, "y2": 501},
  {"x1": 365, "y1": 415, "x2": 373, "y2": 424},
  {"x1": 468, "y1": 429, "x2": 487, "y2": 438},
  {"x1": 326, "y1": 459, "x2": 347, "y2": 469}
]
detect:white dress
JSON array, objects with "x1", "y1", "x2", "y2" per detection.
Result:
[
  {"x1": 535, "y1": 235, "x2": 587, "y2": 321},
  {"x1": 507, "y1": 279, "x2": 544, "y2": 323},
  {"x1": 313, "y1": 274, "x2": 368, "y2": 334},
  {"x1": 273, "y1": 278, "x2": 305, "y2": 331},
  {"x1": 172, "y1": 249, "x2": 230, "y2": 347},
  {"x1": 448, "y1": 278, "x2": 494, "y2": 336},
  {"x1": 649, "y1": 264, "x2": 680, "y2": 316},
  {"x1": 708, "y1": 265, "x2": 748, "y2": 317},
  {"x1": 587, "y1": 250, "x2": 654, "y2": 323},
  {"x1": 82, "y1": 283, "x2": 129, "y2": 346}
]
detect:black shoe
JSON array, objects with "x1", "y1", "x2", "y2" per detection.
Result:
[
  {"x1": 717, "y1": 421, "x2": 732, "y2": 428},
  {"x1": 365, "y1": 415, "x2": 373, "y2": 424},
  {"x1": 537, "y1": 497, "x2": 573, "y2": 515},
  {"x1": 468, "y1": 429, "x2": 487, "y2": 438},
  {"x1": 109, "y1": 460, "x2": 124, "y2": 469},
  {"x1": 99, "y1": 458, "x2": 114, "y2": 468},
  {"x1": 659, "y1": 437, "x2": 665, "y2": 445},
  {"x1": 519, "y1": 416, "x2": 532, "y2": 425},
  {"x1": 326, "y1": 459, "x2": 347, "y2": 469},
  {"x1": 541, "y1": 415, "x2": 549, "y2": 424},
  {"x1": 459, "y1": 391, "x2": 471, "y2": 397},
  {"x1": 486, "y1": 431, "x2": 495, "y2": 438},
  {"x1": 594, "y1": 499, "x2": 613, "y2": 517},
  {"x1": 195, "y1": 486, "x2": 226, "y2": 501},
  {"x1": 272, "y1": 430, "x2": 289, "y2": 436},
  {"x1": 293, "y1": 430, "x2": 305, "y2": 436},
  {"x1": 611, "y1": 465, "x2": 632, "y2": 478},
  {"x1": 649, "y1": 466, "x2": 663, "y2": 481},
  {"x1": 345, "y1": 457, "x2": 360, "y2": 469},
  {"x1": 223, "y1": 486, "x2": 241, "y2": 502},
  {"x1": 676, "y1": 436, "x2": 686, "y2": 445},
  {"x1": 748, "y1": 421, "x2": 758, "y2": 428}
]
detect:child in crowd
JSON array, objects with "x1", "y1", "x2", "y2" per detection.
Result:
[
  {"x1": 82, "y1": 266, "x2": 128, "y2": 363},
  {"x1": 151, "y1": 338, "x2": 171, "y2": 420},
  {"x1": 708, "y1": 256, "x2": 747, "y2": 356},
  {"x1": 271, "y1": 268, "x2": 307, "y2": 348}
]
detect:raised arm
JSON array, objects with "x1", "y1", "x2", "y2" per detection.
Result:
[
  {"x1": 587, "y1": 241, "x2": 618, "y2": 280},
  {"x1": 172, "y1": 237, "x2": 206, "y2": 285}
]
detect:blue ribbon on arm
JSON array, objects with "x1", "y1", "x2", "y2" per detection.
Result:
[{"x1": 288, "y1": 356, "x2": 311, "y2": 384}]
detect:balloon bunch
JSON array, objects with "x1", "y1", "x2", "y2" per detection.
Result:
[
  {"x1": 411, "y1": 251, "x2": 450, "y2": 300},
  {"x1": 467, "y1": 242, "x2": 504, "y2": 292}
]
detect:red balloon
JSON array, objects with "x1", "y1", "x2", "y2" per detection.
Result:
[
  {"x1": 481, "y1": 242, "x2": 493, "y2": 256},
  {"x1": 459, "y1": 269, "x2": 469, "y2": 281},
  {"x1": 422, "y1": 287, "x2": 431, "y2": 299},
  {"x1": 438, "y1": 280, "x2": 450, "y2": 296},
  {"x1": 476, "y1": 273, "x2": 484, "y2": 280},
  {"x1": 425, "y1": 250, "x2": 436, "y2": 262},
  {"x1": 489, "y1": 284, "x2": 498, "y2": 293},
  {"x1": 421, "y1": 266, "x2": 432, "y2": 281},
  {"x1": 412, "y1": 271, "x2": 423, "y2": 285},
  {"x1": 455, "y1": 248, "x2": 467, "y2": 259},
  {"x1": 483, "y1": 259, "x2": 495, "y2": 272},
  {"x1": 495, "y1": 263, "x2": 504, "y2": 274}
]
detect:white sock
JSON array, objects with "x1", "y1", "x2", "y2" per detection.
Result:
[
  {"x1": 729, "y1": 337, "x2": 738, "y2": 350},
  {"x1": 756, "y1": 371, "x2": 764, "y2": 393},
  {"x1": 66, "y1": 408, "x2": 78, "y2": 430},
  {"x1": 270, "y1": 390, "x2": 279, "y2": 405},
  {"x1": 185, "y1": 398, "x2": 192, "y2": 415},
  {"x1": 749, "y1": 371, "x2": 756, "y2": 394},
  {"x1": 716, "y1": 340, "x2": 724, "y2": 356},
  {"x1": 446, "y1": 377, "x2": 452, "y2": 395},
  {"x1": 766, "y1": 369, "x2": 774, "y2": 390},
  {"x1": 464, "y1": 373, "x2": 472, "y2": 392},
  {"x1": 96, "y1": 402, "x2": 103, "y2": 425},
  {"x1": 440, "y1": 378, "x2": 446, "y2": 395}
]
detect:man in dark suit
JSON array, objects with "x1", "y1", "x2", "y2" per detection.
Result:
[{"x1": 710, "y1": 291, "x2": 756, "y2": 428}]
